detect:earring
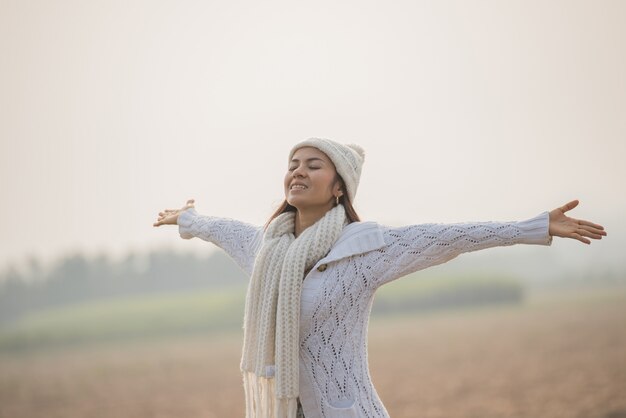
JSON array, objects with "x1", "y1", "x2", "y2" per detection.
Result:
[{"x1": 336, "y1": 195, "x2": 340, "y2": 205}]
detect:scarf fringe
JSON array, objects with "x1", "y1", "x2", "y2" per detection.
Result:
[
  {"x1": 243, "y1": 371, "x2": 297, "y2": 418},
  {"x1": 241, "y1": 205, "x2": 347, "y2": 417}
]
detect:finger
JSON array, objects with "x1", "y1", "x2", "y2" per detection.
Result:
[
  {"x1": 571, "y1": 232, "x2": 590, "y2": 245},
  {"x1": 577, "y1": 228, "x2": 604, "y2": 240},
  {"x1": 578, "y1": 224, "x2": 607, "y2": 237},
  {"x1": 560, "y1": 200, "x2": 579, "y2": 213},
  {"x1": 578, "y1": 219, "x2": 606, "y2": 232}
]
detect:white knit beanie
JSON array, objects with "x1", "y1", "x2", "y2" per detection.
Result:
[{"x1": 288, "y1": 138, "x2": 365, "y2": 203}]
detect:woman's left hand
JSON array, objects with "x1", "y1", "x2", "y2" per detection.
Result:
[{"x1": 549, "y1": 200, "x2": 607, "y2": 244}]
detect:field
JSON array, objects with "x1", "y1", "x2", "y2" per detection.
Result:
[{"x1": 0, "y1": 286, "x2": 624, "y2": 418}]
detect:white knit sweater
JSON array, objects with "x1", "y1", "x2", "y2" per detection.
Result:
[{"x1": 178, "y1": 209, "x2": 552, "y2": 418}]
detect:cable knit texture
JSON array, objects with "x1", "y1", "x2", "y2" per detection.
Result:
[
  {"x1": 288, "y1": 138, "x2": 365, "y2": 203},
  {"x1": 240, "y1": 204, "x2": 348, "y2": 418},
  {"x1": 178, "y1": 209, "x2": 552, "y2": 418}
]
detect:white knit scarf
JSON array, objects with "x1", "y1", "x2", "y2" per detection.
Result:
[{"x1": 240, "y1": 204, "x2": 348, "y2": 418}]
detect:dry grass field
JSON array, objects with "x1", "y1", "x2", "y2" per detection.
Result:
[{"x1": 0, "y1": 286, "x2": 624, "y2": 418}]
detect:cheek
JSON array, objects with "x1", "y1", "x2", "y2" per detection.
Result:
[{"x1": 316, "y1": 172, "x2": 337, "y2": 192}]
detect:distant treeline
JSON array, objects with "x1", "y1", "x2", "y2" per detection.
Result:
[
  {"x1": 0, "y1": 248, "x2": 530, "y2": 329},
  {"x1": 0, "y1": 250, "x2": 534, "y2": 351},
  {"x1": 0, "y1": 249, "x2": 246, "y2": 324}
]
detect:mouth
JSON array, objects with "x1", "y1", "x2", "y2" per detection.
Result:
[{"x1": 290, "y1": 184, "x2": 308, "y2": 190}]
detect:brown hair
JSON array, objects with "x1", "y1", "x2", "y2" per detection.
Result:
[{"x1": 264, "y1": 174, "x2": 361, "y2": 230}]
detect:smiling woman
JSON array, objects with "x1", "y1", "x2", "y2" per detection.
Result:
[
  {"x1": 153, "y1": 137, "x2": 606, "y2": 418},
  {"x1": 274, "y1": 145, "x2": 362, "y2": 237},
  {"x1": 284, "y1": 148, "x2": 347, "y2": 232}
]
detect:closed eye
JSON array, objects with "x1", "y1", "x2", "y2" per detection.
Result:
[{"x1": 288, "y1": 166, "x2": 321, "y2": 171}]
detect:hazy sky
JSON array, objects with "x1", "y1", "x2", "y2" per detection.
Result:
[{"x1": 1, "y1": 0, "x2": 624, "y2": 275}]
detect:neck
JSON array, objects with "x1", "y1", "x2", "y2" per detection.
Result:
[{"x1": 294, "y1": 203, "x2": 335, "y2": 238}]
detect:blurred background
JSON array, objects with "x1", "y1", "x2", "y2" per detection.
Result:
[{"x1": 1, "y1": 0, "x2": 624, "y2": 417}]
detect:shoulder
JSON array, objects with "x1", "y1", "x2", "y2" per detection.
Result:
[
  {"x1": 322, "y1": 221, "x2": 387, "y2": 262},
  {"x1": 339, "y1": 221, "x2": 384, "y2": 241}
]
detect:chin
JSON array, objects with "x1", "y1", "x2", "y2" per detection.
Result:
[
  {"x1": 286, "y1": 197, "x2": 302, "y2": 208},
  {"x1": 286, "y1": 196, "x2": 314, "y2": 209}
]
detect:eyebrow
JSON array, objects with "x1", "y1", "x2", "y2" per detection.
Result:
[{"x1": 289, "y1": 157, "x2": 326, "y2": 163}]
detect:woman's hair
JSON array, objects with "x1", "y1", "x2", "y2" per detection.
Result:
[{"x1": 264, "y1": 174, "x2": 361, "y2": 230}]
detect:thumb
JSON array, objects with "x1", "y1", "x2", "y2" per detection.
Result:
[{"x1": 560, "y1": 199, "x2": 579, "y2": 213}]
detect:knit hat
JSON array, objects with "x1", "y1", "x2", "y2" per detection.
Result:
[{"x1": 288, "y1": 138, "x2": 365, "y2": 203}]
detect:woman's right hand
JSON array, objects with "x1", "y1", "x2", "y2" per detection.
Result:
[{"x1": 153, "y1": 199, "x2": 195, "y2": 227}]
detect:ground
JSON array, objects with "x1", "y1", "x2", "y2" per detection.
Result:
[{"x1": 0, "y1": 286, "x2": 624, "y2": 418}]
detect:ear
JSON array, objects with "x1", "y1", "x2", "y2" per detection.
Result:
[{"x1": 333, "y1": 178, "x2": 344, "y2": 196}]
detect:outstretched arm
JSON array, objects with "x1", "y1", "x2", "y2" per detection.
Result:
[
  {"x1": 370, "y1": 212, "x2": 552, "y2": 288},
  {"x1": 153, "y1": 199, "x2": 197, "y2": 227},
  {"x1": 153, "y1": 199, "x2": 263, "y2": 276},
  {"x1": 548, "y1": 200, "x2": 606, "y2": 244},
  {"x1": 368, "y1": 200, "x2": 606, "y2": 288}
]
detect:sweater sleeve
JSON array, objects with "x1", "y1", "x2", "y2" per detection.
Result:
[
  {"x1": 177, "y1": 208, "x2": 264, "y2": 276},
  {"x1": 370, "y1": 211, "x2": 553, "y2": 288}
]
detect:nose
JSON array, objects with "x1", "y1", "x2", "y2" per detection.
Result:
[{"x1": 292, "y1": 165, "x2": 305, "y2": 178}]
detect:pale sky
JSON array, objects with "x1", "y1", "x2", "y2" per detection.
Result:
[{"x1": 1, "y1": 0, "x2": 624, "y2": 276}]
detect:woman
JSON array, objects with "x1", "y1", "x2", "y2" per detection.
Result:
[{"x1": 153, "y1": 138, "x2": 606, "y2": 418}]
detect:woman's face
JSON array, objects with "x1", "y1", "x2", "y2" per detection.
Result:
[{"x1": 284, "y1": 147, "x2": 343, "y2": 211}]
